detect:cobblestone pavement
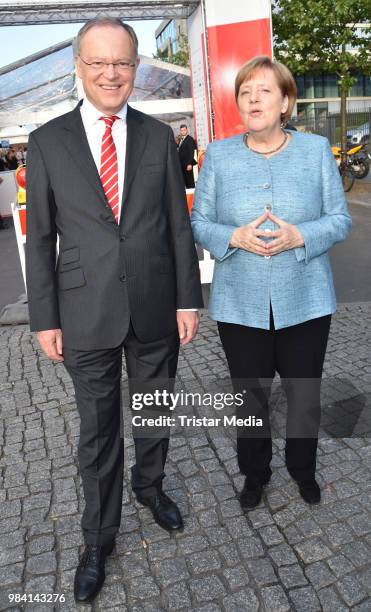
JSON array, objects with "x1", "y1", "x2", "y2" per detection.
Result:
[{"x1": 0, "y1": 303, "x2": 371, "y2": 612}]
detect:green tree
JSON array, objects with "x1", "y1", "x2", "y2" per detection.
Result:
[
  {"x1": 153, "y1": 34, "x2": 190, "y2": 68},
  {"x1": 273, "y1": 0, "x2": 370, "y2": 160}
]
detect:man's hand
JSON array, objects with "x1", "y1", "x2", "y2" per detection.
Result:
[
  {"x1": 36, "y1": 329, "x2": 64, "y2": 362},
  {"x1": 265, "y1": 211, "x2": 304, "y2": 255},
  {"x1": 186, "y1": 164, "x2": 193, "y2": 171},
  {"x1": 230, "y1": 211, "x2": 270, "y2": 256},
  {"x1": 177, "y1": 311, "x2": 200, "y2": 346}
]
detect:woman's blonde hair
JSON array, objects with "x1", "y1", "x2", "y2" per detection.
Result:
[{"x1": 235, "y1": 56, "x2": 297, "y2": 125}]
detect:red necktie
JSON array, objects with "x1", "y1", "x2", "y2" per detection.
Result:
[{"x1": 99, "y1": 115, "x2": 119, "y2": 223}]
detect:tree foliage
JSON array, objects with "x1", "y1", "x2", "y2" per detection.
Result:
[
  {"x1": 273, "y1": 0, "x2": 370, "y2": 154},
  {"x1": 153, "y1": 34, "x2": 190, "y2": 68},
  {"x1": 273, "y1": 0, "x2": 370, "y2": 92}
]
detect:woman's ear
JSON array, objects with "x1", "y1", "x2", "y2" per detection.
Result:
[{"x1": 282, "y1": 95, "x2": 289, "y2": 114}]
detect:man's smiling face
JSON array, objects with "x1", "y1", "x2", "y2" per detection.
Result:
[{"x1": 76, "y1": 24, "x2": 139, "y2": 115}]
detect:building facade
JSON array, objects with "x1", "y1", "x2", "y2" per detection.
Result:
[
  {"x1": 155, "y1": 19, "x2": 370, "y2": 125},
  {"x1": 155, "y1": 19, "x2": 188, "y2": 57},
  {"x1": 295, "y1": 72, "x2": 371, "y2": 118}
]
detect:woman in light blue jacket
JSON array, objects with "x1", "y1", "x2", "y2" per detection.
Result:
[{"x1": 191, "y1": 56, "x2": 351, "y2": 509}]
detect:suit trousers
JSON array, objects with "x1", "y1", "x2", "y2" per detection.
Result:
[
  {"x1": 63, "y1": 323, "x2": 179, "y2": 546},
  {"x1": 182, "y1": 167, "x2": 195, "y2": 189},
  {"x1": 218, "y1": 310, "x2": 331, "y2": 484}
]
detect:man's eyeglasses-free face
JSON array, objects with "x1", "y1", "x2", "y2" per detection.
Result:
[{"x1": 79, "y1": 56, "x2": 137, "y2": 72}]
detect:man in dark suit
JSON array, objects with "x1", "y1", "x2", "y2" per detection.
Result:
[
  {"x1": 26, "y1": 17, "x2": 202, "y2": 603},
  {"x1": 178, "y1": 124, "x2": 197, "y2": 188}
]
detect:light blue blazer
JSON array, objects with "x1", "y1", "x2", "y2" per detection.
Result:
[{"x1": 191, "y1": 131, "x2": 352, "y2": 330}]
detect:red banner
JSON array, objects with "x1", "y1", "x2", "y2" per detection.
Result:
[
  {"x1": 207, "y1": 18, "x2": 272, "y2": 139},
  {"x1": 187, "y1": 0, "x2": 273, "y2": 143}
]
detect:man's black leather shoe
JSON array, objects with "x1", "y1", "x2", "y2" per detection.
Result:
[
  {"x1": 239, "y1": 476, "x2": 270, "y2": 510},
  {"x1": 136, "y1": 490, "x2": 183, "y2": 531},
  {"x1": 298, "y1": 479, "x2": 321, "y2": 504},
  {"x1": 74, "y1": 541, "x2": 114, "y2": 603}
]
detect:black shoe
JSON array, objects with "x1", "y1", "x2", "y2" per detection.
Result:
[
  {"x1": 240, "y1": 480, "x2": 263, "y2": 509},
  {"x1": 298, "y1": 479, "x2": 321, "y2": 504},
  {"x1": 136, "y1": 490, "x2": 183, "y2": 532},
  {"x1": 239, "y1": 476, "x2": 270, "y2": 510},
  {"x1": 74, "y1": 541, "x2": 114, "y2": 603}
]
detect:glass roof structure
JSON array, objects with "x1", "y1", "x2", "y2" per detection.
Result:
[
  {"x1": 0, "y1": 42, "x2": 75, "y2": 116},
  {"x1": 0, "y1": 38, "x2": 192, "y2": 127},
  {"x1": 0, "y1": 0, "x2": 199, "y2": 25},
  {"x1": 132, "y1": 58, "x2": 191, "y2": 101}
]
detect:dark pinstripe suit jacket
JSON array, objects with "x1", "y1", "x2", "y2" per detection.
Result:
[{"x1": 26, "y1": 103, "x2": 203, "y2": 350}]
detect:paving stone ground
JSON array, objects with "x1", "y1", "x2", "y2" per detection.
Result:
[{"x1": 0, "y1": 303, "x2": 370, "y2": 612}]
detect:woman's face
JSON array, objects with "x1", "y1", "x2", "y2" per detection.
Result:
[{"x1": 237, "y1": 68, "x2": 288, "y2": 134}]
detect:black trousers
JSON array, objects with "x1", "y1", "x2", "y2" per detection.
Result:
[
  {"x1": 182, "y1": 167, "x2": 195, "y2": 189},
  {"x1": 218, "y1": 310, "x2": 331, "y2": 484},
  {"x1": 63, "y1": 323, "x2": 179, "y2": 546}
]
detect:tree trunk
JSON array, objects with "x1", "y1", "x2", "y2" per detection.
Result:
[
  {"x1": 340, "y1": 84, "x2": 347, "y2": 166},
  {"x1": 340, "y1": 44, "x2": 348, "y2": 167}
]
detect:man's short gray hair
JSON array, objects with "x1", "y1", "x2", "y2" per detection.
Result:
[{"x1": 73, "y1": 17, "x2": 139, "y2": 58}]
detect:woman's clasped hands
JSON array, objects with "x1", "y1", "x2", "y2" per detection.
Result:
[{"x1": 230, "y1": 209, "x2": 304, "y2": 256}]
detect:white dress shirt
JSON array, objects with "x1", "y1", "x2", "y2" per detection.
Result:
[
  {"x1": 80, "y1": 97, "x2": 197, "y2": 313},
  {"x1": 80, "y1": 97, "x2": 127, "y2": 221}
]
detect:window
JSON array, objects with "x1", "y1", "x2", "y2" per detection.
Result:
[
  {"x1": 296, "y1": 72, "x2": 369, "y2": 99},
  {"x1": 297, "y1": 101, "x2": 328, "y2": 118},
  {"x1": 323, "y1": 74, "x2": 338, "y2": 98},
  {"x1": 304, "y1": 74, "x2": 314, "y2": 99},
  {"x1": 314, "y1": 74, "x2": 324, "y2": 98},
  {"x1": 295, "y1": 75, "x2": 305, "y2": 99},
  {"x1": 349, "y1": 74, "x2": 369, "y2": 97}
]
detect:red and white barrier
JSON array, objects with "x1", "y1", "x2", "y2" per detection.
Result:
[
  {"x1": 186, "y1": 188, "x2": 214, "y2": 284},
  {"x1": 11, "y1": 201, "x2": 27, "y2": 288}
]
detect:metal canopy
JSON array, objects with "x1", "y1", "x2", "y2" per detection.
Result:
[
  {"x1": 0, "y1": 0, "x2": 200, "y2": 25},
  {"x1": 0, "y1": 40, "x2": 76, "y2": 120},
  {"x1": 0, "y1": 36, "x2": 192, "y2": 126}
]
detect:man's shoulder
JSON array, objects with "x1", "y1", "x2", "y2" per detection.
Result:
[
  {"x1": 31, "y1": 107, "x2": 78, "y2": 141},
  {"x1": 128, "y1": 106, "x2": 170, "y2": 135}
]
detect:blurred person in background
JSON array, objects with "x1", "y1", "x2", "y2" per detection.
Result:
[
  {"x1": 5, "y1": 148, "x2": 19, "y2": 170},
  {"x1": 0, "y1": 152, "x2": 6, "y2": 171},
  {"x1": 178, "y1": 124, "x2": 197, "y2": 188}
]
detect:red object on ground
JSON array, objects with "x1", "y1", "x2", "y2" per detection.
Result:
[
  {"x1": 15, "y1": 165, "x2": 26, "y2": 190},
  {"x1": 186, "y1": 190, "x2": 194, "y2": 213},
  {"x1": 19, "y1": 209, "x2": 27, "y2": 235}
]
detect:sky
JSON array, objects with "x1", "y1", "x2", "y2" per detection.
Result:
[{"x1": 0, "y1": 20, "x2": 162, "y2": 69}]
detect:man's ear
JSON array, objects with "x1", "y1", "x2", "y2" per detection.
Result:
[{"x1": 75, "y1": 58, "x2": 82, "y2": 80}]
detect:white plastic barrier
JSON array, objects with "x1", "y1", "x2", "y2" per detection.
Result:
[
  {"x1": 0, "y1": 171, "x2": 18, "y2": 221},
  {"x1": 186, "y1": 188, "x2": 214, "y2": 284},
  {"x1": 11, "y1": 201, "x2": 26, "y2": 289},
  {"x1": 10, "y1": 190, "x2": 212, "y2": 296}
]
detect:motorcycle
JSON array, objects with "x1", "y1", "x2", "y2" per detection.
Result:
[
  {"x1": 332, "y1": 146, "x2": 355, "y2": 192},
  {"x1": 351, "y1": 142, "x2": 371, "y2": 179},
  {"x1": 332, "y1": 142, "x2": 370, "y2": 180}
]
